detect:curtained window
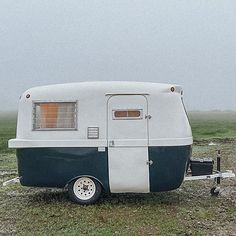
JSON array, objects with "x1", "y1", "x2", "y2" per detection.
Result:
[{"x1": 33, "y1": 102, "x2": 77, "y2": 130}]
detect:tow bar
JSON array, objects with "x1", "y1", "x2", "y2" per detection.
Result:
[{"x1": 184, "y1": 150, "x2": 235, "y2": 196}]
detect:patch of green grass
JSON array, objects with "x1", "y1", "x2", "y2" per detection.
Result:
[
  {"x1": 0, "y1": 113, "x2": 17, "y2": 173},
  {"x1": 0, "y1": 112, "x2": 17, "y2": 154},
  {"x1": 189, "y1": 111, "x2": 236, "y2": 140}
]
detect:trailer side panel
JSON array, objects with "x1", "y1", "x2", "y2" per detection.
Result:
[
  {"x1": 148, "y1": 145, "x2": 192, "y2": 192},
  {"x1": 17, "y1": 147, "x2": 109, "y2": 191}
]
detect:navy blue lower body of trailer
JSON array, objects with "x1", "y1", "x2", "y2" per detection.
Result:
[{"x1": 16, "y1": 145, "x2": 192, "y2": 192}]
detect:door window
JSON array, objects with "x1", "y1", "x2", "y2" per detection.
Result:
[{"x1": 112, "y1": 109, "x2": 143, "y2": 120}]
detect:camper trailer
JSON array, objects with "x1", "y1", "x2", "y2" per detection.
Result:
[{"x1": 8, "y1": 81, "x2": 200, "y2": 204}]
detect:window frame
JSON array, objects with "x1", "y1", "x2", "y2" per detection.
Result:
[
  {"x1": 32, "y1": 101, "x2": 78, "y2": 131},
  {"x1": 112, "y1": 109, "x2": 143, "y2": 120}
]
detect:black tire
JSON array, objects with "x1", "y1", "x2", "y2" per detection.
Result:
[{"x1": 68, "y1": 177, "x2": 102, "y2": 205}]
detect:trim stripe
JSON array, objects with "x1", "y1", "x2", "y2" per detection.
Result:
[{"x1": 9, "y1": 137, "x2": 193, "y2": 148}]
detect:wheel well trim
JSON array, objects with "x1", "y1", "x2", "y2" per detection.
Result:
[{"x1": 64, "y1": 175, "x2": 105, "y2": 190}]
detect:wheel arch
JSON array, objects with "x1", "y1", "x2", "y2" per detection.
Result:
[{"x1": 64, "y1": 175, "x2": 105, "y2": 190}]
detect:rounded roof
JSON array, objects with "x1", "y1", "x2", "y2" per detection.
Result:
[{"x1": 25, "y1": 81, "x2": 182, "y2": 97}]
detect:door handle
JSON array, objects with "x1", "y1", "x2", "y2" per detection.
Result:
[{"x1": 146, "y1": 160, "x2": 153, "y2": 166}]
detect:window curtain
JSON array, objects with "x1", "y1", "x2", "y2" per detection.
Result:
[{"x1": 40, "y1": 103, "x2": 59, "y2": 128}]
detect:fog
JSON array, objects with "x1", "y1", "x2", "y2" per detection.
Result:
[{"x1": 0, "y1": 1, "x2": 236, "y2": 111}]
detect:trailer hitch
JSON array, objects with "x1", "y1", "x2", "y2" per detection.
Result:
[
  {"x1": 184, "y1": 150, "x2": 235, "y2": 196},
  {"x1": 2, "y1": 177, "x2": 20, "y2": 187}
]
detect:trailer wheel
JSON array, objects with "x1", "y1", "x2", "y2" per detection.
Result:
[
  {"x1": 68, "y1": 177, "x2": 102, "y2": 205},
  {"x1": 210, "y1": 187, "x2": 220, "y2": 196}
]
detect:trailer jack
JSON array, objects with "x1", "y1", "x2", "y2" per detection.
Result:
[{"x1": 184, "y1": 150, "x2": 235, "y2": 196}]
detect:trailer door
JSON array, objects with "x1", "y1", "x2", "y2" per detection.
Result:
[{"x1": 107, "y1": 95, "x2": 149, "y2": 193}]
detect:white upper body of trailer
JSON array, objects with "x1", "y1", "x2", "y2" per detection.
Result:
[{"x1": 9, "y1": 81, "x2": 193, "y2": 148}]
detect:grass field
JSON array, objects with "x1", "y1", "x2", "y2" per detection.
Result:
[
  {"x1": 189, "y1": 111, "x2": 236, "y2": 140},
  {"x1": 0, "y1": 112, "x2": 235, "y2": 235}
]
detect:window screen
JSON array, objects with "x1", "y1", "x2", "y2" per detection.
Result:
[
  {"x1": 113, "y1": 109, "x2": 142, "y2": 120},
  {"x1": 33, "y1": 102, "x2": 77, "y2": 130}
]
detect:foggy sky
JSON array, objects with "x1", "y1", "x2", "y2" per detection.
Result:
[{"x1": 0, "y1": 0, "x2": 236, "y2": 111}]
